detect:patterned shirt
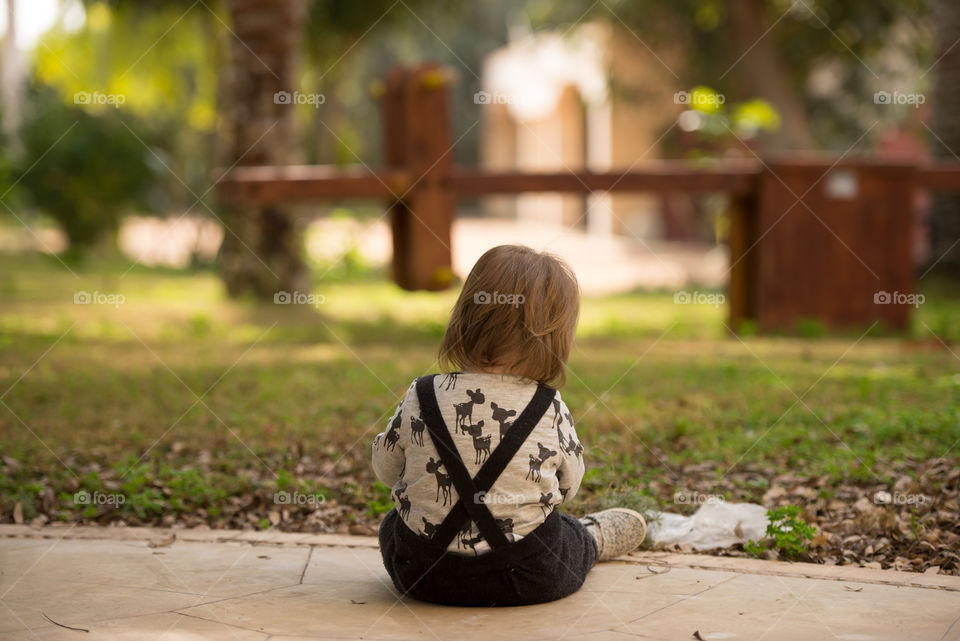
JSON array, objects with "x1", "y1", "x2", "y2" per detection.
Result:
[{"x1": 372, "y1": 372, "x2": 585, "y2": 555}]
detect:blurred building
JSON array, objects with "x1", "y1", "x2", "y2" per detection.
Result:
[{"x1": 478, "y1": 22, "x2": 679, "y2": 239}]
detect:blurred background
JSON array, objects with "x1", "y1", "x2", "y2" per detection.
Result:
[{"x1": 1, "y1": 0, "x2": 958, "y2": 573}]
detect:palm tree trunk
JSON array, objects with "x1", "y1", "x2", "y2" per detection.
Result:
[
  {"x1": 928, "y1": 0, "x2": 960, "y2": 276},
  {"x1": 218, "y1": 0, "x2": 308, "y2": 298}
]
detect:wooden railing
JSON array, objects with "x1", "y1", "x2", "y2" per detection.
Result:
[{"x1": 218, "y1": 63, "x2": 960, "y2": 331}]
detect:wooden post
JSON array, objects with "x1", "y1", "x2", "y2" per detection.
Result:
[
  {"x1": 382, "y1": 64, "x2": 455, "y2": 291},
  {"x1": 727, "y1": 192, "x2": 759, "y2": 331},
  {"x1": 730, "y1": 160, "x2": 918, "y2": 331}
]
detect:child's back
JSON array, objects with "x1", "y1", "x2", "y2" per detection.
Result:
[{"x1": 373, "y1": 372, "x2": 584, "y2": 555}]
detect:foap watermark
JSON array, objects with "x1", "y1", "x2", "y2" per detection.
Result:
[
  {"x1": 873, "y1": 491, "x2": 929, "y2": 506},
  {"x1": 274, "y1": 291, "x2": 325, "y2": 307},
  {"x1": 674, "y1": 491, "x2": 725, "y2": 506},
  {"x1": 74, "y1": 490, "x2": 125, "y2": 507},
  {"x1": 273, "y1": 90, "x2": 326, "y2": 108},
  {"x1": 674, "y1": 290, "x2": 725, "y2": 308},
  {"x1": 474, "y1": 290, "x2": 524, "y2": 308},
  {"x1": 873, "y1": 90, "x2": 925, "y2": 108},
  {"x1": 473, "y1": 90, "x2": 528, "y2": 106},
  {"x1": 74, "y1": 291, "x2": 125, "y2": 308},
  {"x1": 74, "y1": 91, "x2": 126, "y2": 108},
  {"x1": 473, "y1": 490, "x2": 525, "y2": 505},
  {"x1": 674, "y1": 90, "x2": 725, "y2": 107},
  {"x1": 874, "y1": 290, "x2": 924, "y2": 308},
  {"x1": 273, "y1": 491, "x2": 326, "y2": 506}
]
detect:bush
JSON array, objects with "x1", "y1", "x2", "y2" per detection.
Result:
[{"x1": 17, "y1": 86, "x2": 156, "y2": 251}]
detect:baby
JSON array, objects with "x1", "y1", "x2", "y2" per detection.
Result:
[{"x1": 373, "y1": 244, "x2": 646, "y2": 607}]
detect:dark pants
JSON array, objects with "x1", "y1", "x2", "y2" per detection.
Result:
[{"x1": 378, "y1": 508, "x2": 598, "y2": 607}]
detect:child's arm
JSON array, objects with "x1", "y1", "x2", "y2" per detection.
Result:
[
  {"x1": 372, "y1": 394, "x2": 408, "y2": 488},
  {"x1": 555, "y1": 398, "x2": 585, "y2": 503}
]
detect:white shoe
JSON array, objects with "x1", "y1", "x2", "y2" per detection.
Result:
[{"x1": 582, "y1": 508, "x2": 648, "y2": 561}]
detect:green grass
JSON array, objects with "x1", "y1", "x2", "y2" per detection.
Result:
[{"x1": 0, "y1": 250, "x2": 958, "y2": 527}]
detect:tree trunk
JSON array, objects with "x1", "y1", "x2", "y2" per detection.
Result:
[
  {"x1": 218, "y1": 0, "x2": 308, "y2": 299},
  {"x1": 2, "y1": 0, "x2": 22, "y2": 156},
  {"x1": 928, "y1": 0, "x2": 960, "y2": 277},
  {"x1": 726, "y1": 0, "x2": 815, "y2": 151}
]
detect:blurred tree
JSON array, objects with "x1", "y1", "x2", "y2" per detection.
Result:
[
  {"x1": 534, "y1": 0, "x2": 933, "y2": 151},
  {"x1": 81, "y1": 0, "x2": 442, "y2": 298},
  {"x1": 928, "y1": 0, "x2": 960, "y2": 276},
  {"x1": 17, "y1": 87, "x2": 155, "y2": 251},
  {"x1": 36, "y1": 2, "x2": 220, "y2": 214},
  {"x1": 216, "y1": 0, "x2": 307, "y2": 298}
]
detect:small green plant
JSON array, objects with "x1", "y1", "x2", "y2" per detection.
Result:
[
  {"x1": 744, "y1": 505, "x2": 817, "y2": 560},
  {"x1": 743, "y1": 539, "x2": 765, "y2": 558},
  {"x1": 909, "y1": 509, "x2": 924, "y2": 542}
]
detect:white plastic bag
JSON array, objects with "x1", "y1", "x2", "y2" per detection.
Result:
[{"x1": 647, "y1": 499, "x2": 768, "y2": 550}]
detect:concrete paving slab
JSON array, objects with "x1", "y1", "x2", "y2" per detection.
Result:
[{"x1": 1, "y1": 525, "x2": 957, "y2": 641}]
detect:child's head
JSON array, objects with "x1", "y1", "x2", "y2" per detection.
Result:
[{"x1": 439, "y1": 245, "x2": 580, "y2": 387}]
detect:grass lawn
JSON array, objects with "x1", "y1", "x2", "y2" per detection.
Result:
[{"x1": 1, "y1": 251, "x2": 958, "y2": 572}]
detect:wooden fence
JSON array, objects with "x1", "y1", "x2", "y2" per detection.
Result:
[{"x1": 219, "y1": 63, "x2": 960, "y2": 331}]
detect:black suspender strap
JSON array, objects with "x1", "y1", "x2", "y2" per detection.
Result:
[
  {"x1": 415, "y1": 374, "x2": 556, "y2": 551},
  {"x1": 417, "y1": 375, "x2": 508, "y2": 548}
]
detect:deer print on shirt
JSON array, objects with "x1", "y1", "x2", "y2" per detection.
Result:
[
  {"x1": 396, "y1": 489, "x2": 411, "y2": 520},
  {"x1": 551, "y1": 397, "x2": 563, "y2": 432},
  {"x1": 526, "y1": 442, "x2": 557, "y2": 482},
  {"x1": 393, "y1": 480, "x2": 410, "y2": 518},
  {"x1": 466, "y1": 420, "x2": 491, "y2": 464},
  {"x1": 562, "y1": 431, "x2": 584, "y2": 458},
  {"x1": 454, "y1": 388, "x2": 485, "y2": 434},
  {"x1": 556, "y1": 408, "x2": 582, "y2": 456},
  {"x1": 536, "y1": 442, "x2": 557, "y2": 462},
  {"x1": 526, "y1": 453, "x2": 544, "y2": 482},
  {"x1": 440, "y1": 373, "x2": 459, "y2": 390},
  {"x1": 496, "y1": 517, "x2": 514, "y2": 534},
  {"x1": 458, "y1": 523, "x2": 484, "y2": 551},
  {"x1": 490, "y1": 402, "x2": 517, "y2": 442},
  {"x1": 426, "y1": 457, "x2": 453, "y2": 506},
  {"x1": 556, "y1": 412, "x2": 583, "y2": 458},
  {"x1": 383, "y1": 410, "x2": 402, "y2": 451},
  {"x1": 421, "y1": 516, "x2": 439, "y2": 537},
  {"x1": 410, "y1": 415, "x2": 425, "y2": 447},
  {"x1": 539, "y1": 492, "x2": 554, "y2": 516}
]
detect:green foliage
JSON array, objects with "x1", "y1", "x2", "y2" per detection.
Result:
[
  {"x1": 743, "y1": 538, "x2": 766, "y2": 558},
  {"x1": 746, "y1": 505, "x2": 817, "y2": 560},
  {"x1": 39, "y1": 2, "x2": 221, "y2": 214},
  {"x1": 364, "y1": 482, "x2": 395, "y2": 517},
  {"x1": 17, "y1": 87, "x2": 155, "y2": 250}
]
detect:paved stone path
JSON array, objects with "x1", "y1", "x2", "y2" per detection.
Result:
[{"x1": 1, "y1": 525, "x2": 958, "y2": 640}]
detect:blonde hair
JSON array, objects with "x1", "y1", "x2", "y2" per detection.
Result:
[{"x1": 439, "y1": 245, "x2": 580, "y2": 387}]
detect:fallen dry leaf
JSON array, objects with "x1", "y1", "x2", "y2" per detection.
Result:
[{"x1": 147, "y1": 534, "x2": 176, "y2": 548}]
